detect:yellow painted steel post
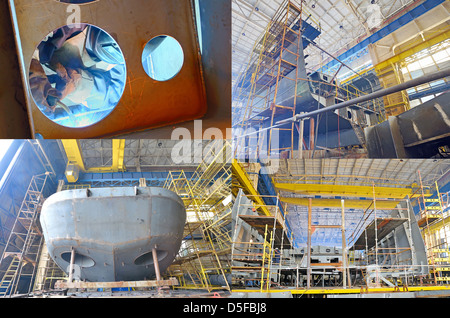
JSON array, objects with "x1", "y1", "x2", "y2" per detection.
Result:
[
  {"x1": 307, "y1": 198, "x2": 312, "y2": 289},
  {"x1": 61, "y1": 139, "x2": 86, "y2": 172}
]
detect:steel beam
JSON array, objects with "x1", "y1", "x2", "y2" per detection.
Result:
[
  {"x1": 374, "y1": 30, "x2": 450, "y2": 73},
  {"x1": 232, "y1": 160, "x2": 272, "y2": 217},
  {"x1": 274, "y1": 183, "x2": 413, "y2": 199},
  {"x1": 61, "y1": 140, "x2": 86, "y2": 171},
  {"x1": 319, "y1": 0, "x2": 446, "y2": 73}
]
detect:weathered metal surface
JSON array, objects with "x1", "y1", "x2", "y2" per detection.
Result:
[
  {"x1": 365, "y1": 91, "x2": 450, "y2": 158},
  {"x1": 9, "y1": 0, "x2": 207, "y2": 138},
  {"x1": 365, "y1": 116, "x2": 407, "y2": 158},
  {"x1": 238, "y1": 214, "x2": 291, "y2": 249},
  {"x1": 40, "y1": 187, "x2": 186, "y2": 282}
]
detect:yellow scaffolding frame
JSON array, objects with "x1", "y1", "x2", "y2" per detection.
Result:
[
  {"x1": 416, "y1": 172, "x2": 450, "y2": 285},
  {"x1": 164, "y1": 140, "x2": 232, "y2": 292}
]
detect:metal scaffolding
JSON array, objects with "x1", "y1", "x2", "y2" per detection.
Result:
[
  {"x1": 164, "y1": 140, "x2": 232, "y2": 292},
  {"x1": 0, "y1": 173, "x2": 50, "y2": 297},
  {"x1": 231, "y1": 186, "x2": 292, "y2": 291},
  {"x1": 33, "y1": 180, "x2": 67, "y2": 293},
  {"x1": 415, "y1": 171, "x2": 450, "y2": 284}
]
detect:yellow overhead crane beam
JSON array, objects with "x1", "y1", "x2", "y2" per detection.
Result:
[
  {"x1": 232, "y1": 159, "x2": 271, "y2": 217},
  {"x1": 374, "y1": 29, "x2": 450, "y2": 74},
  {"x1": 62, "y1": 139, "x2": 86, "y2": 171},
  {"x1": 61, "y1": 139, "x2": 126, "y2": 182},
  {"x1": 280, "y1": 197, "x2": 401, "y2": 210},
  {"x1": 274, "y1": 183, "x2": 414, "y2": 199}
]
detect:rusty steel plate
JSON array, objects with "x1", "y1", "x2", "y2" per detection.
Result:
[{"x1": 9, "y1": 0, "x2": 207, "y2": 138}]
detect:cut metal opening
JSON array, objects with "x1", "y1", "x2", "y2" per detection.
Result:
[
  {"x1": 134, "y1": 249, "x2": 168, "y2": 266},
  {"x1": 29, "y1": 23, "x2": 126, "y2": 128}
]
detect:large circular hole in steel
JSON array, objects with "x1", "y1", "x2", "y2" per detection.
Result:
[
  {"x1": 141, "y1": 35, "x2": 184, "y2": 81},
  {"x1": 61, "y1": 251, "x2": 95, "y2": 268},
  {"x1": 134, "y1": 250, "x2": 168, "y2": 266},
  {"x1": 29, "y1": 24, "x2": 126, "y2": 128}
]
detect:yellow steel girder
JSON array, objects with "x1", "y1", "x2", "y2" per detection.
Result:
[
  {"x1": 280, "y1": 197, "x2": 401, "y2": 210},
  {"x1": 61, "y1": 139, "x2": 86, "y2": 171},
  {"x1": 62, "y1": 139, "x2": 126, "y2": 177},
  {"x1": 274, "y1": 183, "x2": 413, "y2": 199}
]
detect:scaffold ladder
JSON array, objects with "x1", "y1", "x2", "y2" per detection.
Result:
[
  {"x1": 0, "y1": 173, "x2": 49, "y2": 297},
  {"x1": 0, "y1": 255, "x2": 21, "y2": 296}
]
